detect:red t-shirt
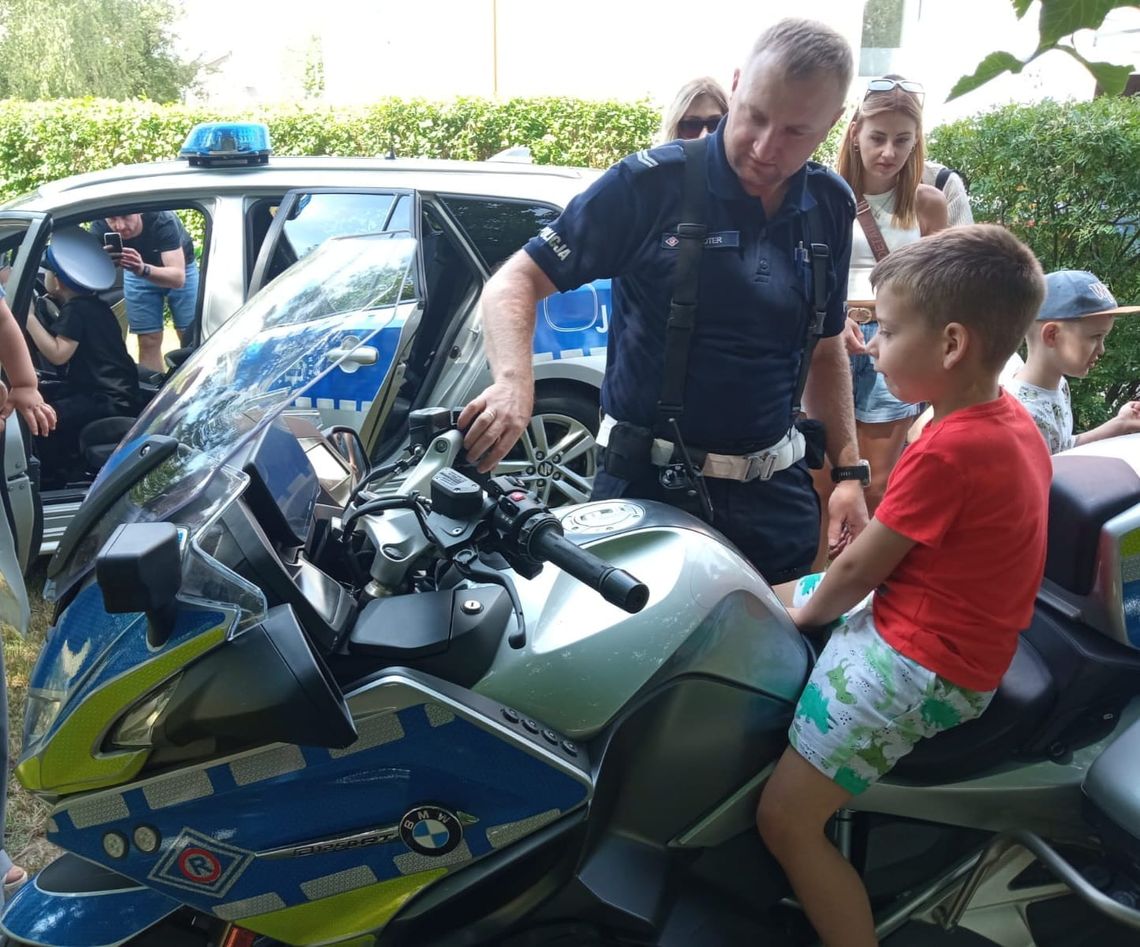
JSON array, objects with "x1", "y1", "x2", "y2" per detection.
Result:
[{"x1": 873, "y1": 391, "x2": 1051, "y2": 690}]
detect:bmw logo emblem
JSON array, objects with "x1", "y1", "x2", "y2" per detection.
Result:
[{"x1": 399, "y1": 805, "x2": 462, "y2": 857}]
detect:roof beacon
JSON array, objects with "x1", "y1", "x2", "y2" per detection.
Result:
[{"x1": 179, "y1": 122, "x2": 272, "y2": 168}]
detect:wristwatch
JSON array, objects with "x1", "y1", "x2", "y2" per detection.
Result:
[
  {"x1": 831, "y1": 461, "x2": 871, "y2": 486},
  {"x1": 142, "y1": 264, "x2": 152, "y2": 279}
]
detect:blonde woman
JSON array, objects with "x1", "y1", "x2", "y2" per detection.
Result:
[
  {"x1": 836, "y1": 76, "x2": 948, "y2": 514},
  {"x1": 658, "y1": 76, "x2": 728, "y2": 143}
]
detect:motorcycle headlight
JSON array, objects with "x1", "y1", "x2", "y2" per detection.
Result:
[
  {"x1": 107, "y1": 675, "x2": 182, "y2": 750},
  {"x1": 23, "y1": 690, "x2": 64, "y2": 753}
]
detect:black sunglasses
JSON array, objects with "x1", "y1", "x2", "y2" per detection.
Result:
[{"x1": 677, "y1": 115, "x2": 722, "y2": 139}]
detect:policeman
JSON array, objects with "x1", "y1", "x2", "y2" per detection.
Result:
[{"x1": 461, "y1": 18, "x2": 869, "y2": 584}]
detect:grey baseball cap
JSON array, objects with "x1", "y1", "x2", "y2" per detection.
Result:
[{"x1": 1038, "y1": 270, "x2": 1140, "y2": 321}]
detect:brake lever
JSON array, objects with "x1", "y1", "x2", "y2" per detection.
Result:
[{"x1": 452, "y1": 547, "x2": 527, "y2": 649}]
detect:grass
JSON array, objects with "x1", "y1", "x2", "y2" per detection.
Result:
[{"x1": 5, "y1": 562, "x2": 60, "y2": 874}]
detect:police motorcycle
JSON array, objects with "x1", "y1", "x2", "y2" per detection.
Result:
[{"x1": 7, "y1": 233, "x2": 1140, "y2": 947}]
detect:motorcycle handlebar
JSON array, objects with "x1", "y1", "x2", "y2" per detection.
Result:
[{"x1": 527, "y1": 521, "x2": 649, "y2": 614}]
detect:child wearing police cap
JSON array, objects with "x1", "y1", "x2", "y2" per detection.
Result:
[
  {"x1": 25, "y1": 226, "x2": 138, "y2": 485},
  {"x1": 1004, "y1": 269, "x2": 1140, "y2": 454}
]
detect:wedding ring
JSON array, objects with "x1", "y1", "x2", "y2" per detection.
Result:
[{"x1": 484, "y1": 408, "x2": 497, "y2": 423}]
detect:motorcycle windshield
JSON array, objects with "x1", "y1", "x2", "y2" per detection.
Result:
[{"x1": 50, "y1": 232, "x2": 418, "y2": 600}]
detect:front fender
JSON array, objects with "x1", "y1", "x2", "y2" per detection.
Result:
[{"x1": 1, "y1": 854, "x2": 181, "y2": 947}]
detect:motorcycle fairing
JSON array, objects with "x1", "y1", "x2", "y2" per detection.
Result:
[
  {"x1": 17, "y1": 584, "x2": 233, "y2": 794},
  {"x1": 478, "y1": 508, "x2": 809, "y2": 739},
  {"x1": 45, "y1": 673, "x2": 589, "y2": 945},
  {"x1": 1, "y1": 854, "x2": 181, "y2": 947}
]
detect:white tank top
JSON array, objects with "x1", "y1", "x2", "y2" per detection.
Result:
[{"x1": 847, "y1": 188, "x2": 921, "y2": 302}]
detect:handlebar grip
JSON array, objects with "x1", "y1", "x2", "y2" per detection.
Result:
[{"x1": 529, "y1": 523, "x2": 649, "y2": 613}]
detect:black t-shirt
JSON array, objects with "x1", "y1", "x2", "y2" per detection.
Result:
[
  {"x1": 51, "y1": 295, "x2": 137, "y2": 406},
  {"x1": 93, "y1": 211, "x2": 194, "y2": 266}
]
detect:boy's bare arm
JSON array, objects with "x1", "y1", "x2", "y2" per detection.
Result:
[
  {"x1": 1076, "y1": 401, "x2": 1140, "y2": 447},
  {"x1": 788, "y1": 519, "x2": 916, "y2": 628}
]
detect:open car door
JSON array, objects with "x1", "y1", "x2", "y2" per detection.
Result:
[
  {"x1": 0, "y1": 211, "x2": 53, "y2": 592},
  {"x1": 248, "y1": 188, "x2": 426, "y2": 439}
]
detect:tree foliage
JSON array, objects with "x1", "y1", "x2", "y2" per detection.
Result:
[
  {"x1": 0, "y1": 0, "x2": 198, "y2": 102},
  {"x1": 952, "y1": 0, "x2": 1138, "y2": 100},
  {"x1": 930, "y1": 95, "x2": 1140, "y2": 426}
]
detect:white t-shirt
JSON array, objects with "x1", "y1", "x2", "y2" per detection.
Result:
[
  {"x1": 847, "y1": 188, "x2": 921, "y2": 302},
  {"x1": 1002, "y1": 377, "x2": 1075, "y2": 455}
]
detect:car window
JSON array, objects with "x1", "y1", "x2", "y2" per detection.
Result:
[
  {"x1": 263, "y1": 192, "x2": 409, "y2": 284},
  {"x1": 437, "y1": 195, "x2": 560, "y2": 272}
]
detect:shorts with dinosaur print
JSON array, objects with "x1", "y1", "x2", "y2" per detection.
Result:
[{"x1": 788, "y1": 574, "x2": 995, "y2": 796}]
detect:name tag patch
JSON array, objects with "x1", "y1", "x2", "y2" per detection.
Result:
[{"x1": 660, "y1": 230, "x2": 739, "y2": 250}]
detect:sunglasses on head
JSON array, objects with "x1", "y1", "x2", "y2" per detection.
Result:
[
  {"x1": 865, "y1": 77, "x2": 925, "y2": 104},
  {"x1": 677, "y1": 115, "x2": 722, "y2": 139}
]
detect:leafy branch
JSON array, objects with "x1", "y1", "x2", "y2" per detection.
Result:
[{"x1": 950, "y1": 0, "x2": 1138, "y2": 100}]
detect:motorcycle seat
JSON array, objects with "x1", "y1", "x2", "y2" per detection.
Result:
[
  {"x1": 1046, "y1": 455, "x2": 1140, "y2": 596},
  {"x1": 889, "y1": 636, "x2": 1056, "y2": 784}
]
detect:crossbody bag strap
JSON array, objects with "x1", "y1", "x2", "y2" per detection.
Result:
[
  {"x1": 855, "y1": 194, "x2": 891, "y2": 262},
  {"x1": 791, "y1": 204, "x2": 830, "y2": 418},
  {"x1": 656, "y1": 136, "x2": 709, "y2": 428}
]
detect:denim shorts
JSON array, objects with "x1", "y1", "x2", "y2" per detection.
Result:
[
  {"x1": 851, "y1": 322, "x2": 922, "y2": 424},
  {"x1": 787, "y1": 575, "x2": 994, "y2": 795},
  {"x1": 123, "y1": 260, "x2": 199, "y2": 334}
]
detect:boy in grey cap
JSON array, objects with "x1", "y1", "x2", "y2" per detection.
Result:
[{"x1": 1003, "y1": 269, "x2": 1140, "y2": 454}]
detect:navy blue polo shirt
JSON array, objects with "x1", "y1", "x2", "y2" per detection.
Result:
[{"x1": 524, "y1": 126, "x2": 854, "y2": 452}]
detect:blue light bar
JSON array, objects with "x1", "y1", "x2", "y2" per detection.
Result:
[{"x1": 179, "y1": 122, "x2": 272, "y2": 167}]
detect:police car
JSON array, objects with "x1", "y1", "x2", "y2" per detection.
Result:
[{"x1": 0, "y1": 122, "x2": 611, "y2": 561}]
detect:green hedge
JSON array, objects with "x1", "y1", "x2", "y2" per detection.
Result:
[
  {"x1": 0, "y1": 98, "x2": 663, "y2": 201},
  {"x1": 0, "y1": 97, "x2": 849, "y2": 203},
  {"x1": 929, "y1": 97, "x2": 1140, "y2": 428}
]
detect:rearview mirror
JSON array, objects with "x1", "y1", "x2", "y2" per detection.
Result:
[
  {"x1": 96, "y1": 522, "x2": 181, "y2": 647},
  {"x1": 324, "y1": 425, "x2": 369, "y2": 486}
]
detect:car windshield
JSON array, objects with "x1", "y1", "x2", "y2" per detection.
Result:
[{"x1": 50, "y1": 232, "x2": 417, "y2": 597}]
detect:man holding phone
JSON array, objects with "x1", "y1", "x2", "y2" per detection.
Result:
[{"x1": 93, "y1": 211, "x2": 198, "y2": 373}]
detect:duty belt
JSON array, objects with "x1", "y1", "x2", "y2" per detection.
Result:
[{"x1": 597, "y1": 416, "x2": 806, "y2": 483}]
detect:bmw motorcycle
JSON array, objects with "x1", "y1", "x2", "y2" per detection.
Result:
[{"x1": 6, "y1": 232, "x2": 1140, "y2": 947}]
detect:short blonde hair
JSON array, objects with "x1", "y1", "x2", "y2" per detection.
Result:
[
  {"x1": 746, "y1": 18, "x2": 853, "y2": 93},
  {"x1": 871, "y1": 225, "x2": 1045, "y2": 370},
  {"x1": 658, "y1": 77, "x2": 728, "y2": 144}
]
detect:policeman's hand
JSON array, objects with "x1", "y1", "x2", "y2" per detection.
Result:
[
  {"x1": 458, "y1": 382, "x2": 533, "y2": 474},
  {"x1": 827, "y1": 481, "x2": 869, "y2": 557},
  {"x1": 3, "y1": 383, "x2": 56, "y2": 436},
  {"x1": 116, "y1": 246, "x2": 145, "y2": 275},
  {"x1": 842, "y1": 317, "x2": 867, "y2": 356}
]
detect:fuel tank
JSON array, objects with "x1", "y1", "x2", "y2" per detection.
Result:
[{"x1": 475, "y1": 500, "x2": 811, "y2": 739}]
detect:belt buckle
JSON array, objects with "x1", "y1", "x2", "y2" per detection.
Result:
[
  {"x1": 744, "y1": 450, "x2": 777, "y2": 482},
  {"x1": 849, "y1": 306, "x2": 875, "y2": 325}
]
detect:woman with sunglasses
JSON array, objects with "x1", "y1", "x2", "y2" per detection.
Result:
[
  {"x1": 834, "y1": 75, "x2": 948, "y2": 517},
  {"x1": 658, "y1": 76, "x2": 728, "y2": 143}
]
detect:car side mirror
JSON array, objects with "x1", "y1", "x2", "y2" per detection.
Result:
[
  {"x1": 96, "y1": 522, "x2": 182, "y2": 648},
  {"x1": 323, "y1": 425, "x2": 369, "y2": 486}
]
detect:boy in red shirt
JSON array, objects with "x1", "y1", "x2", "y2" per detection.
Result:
[{"x1": 757, "y1": 225, "x2": 1050, "y2": 947}]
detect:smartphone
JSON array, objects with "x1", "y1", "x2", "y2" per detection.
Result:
[{"x1": 103, "y1": 231, "x2": 123, "y2": 253}]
